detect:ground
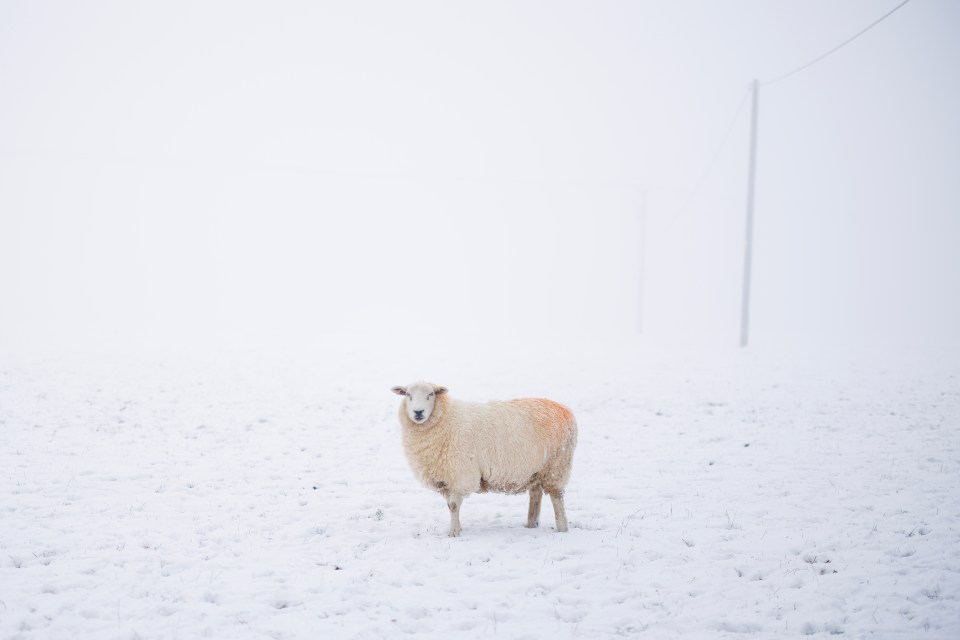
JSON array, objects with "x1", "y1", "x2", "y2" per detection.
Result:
[{"x1": 1, "y1": 342, "x2": 958, "y2": 639}]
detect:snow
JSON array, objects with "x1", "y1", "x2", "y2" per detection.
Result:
[{"x1": 1, "y1": 343, "x2": 958, "y2": 639}]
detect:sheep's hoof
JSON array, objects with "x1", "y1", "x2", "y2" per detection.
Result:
[
  {"x1": 525, "y1": 520, "x2": 539, "y2": 528},
  {"x1": 448, "y1": 529, "x2": 461, "y2": 537}
]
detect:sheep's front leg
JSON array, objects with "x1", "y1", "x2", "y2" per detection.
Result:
[
  {"x1": 446, "y1": 493, "x2": 464, "y2": 537},
  {"x1": 526, "y1": 486, "x2": 543, "y2": 528},
  {"x1": 548, "y1": 489, "x2": 569, "y2": 533}
]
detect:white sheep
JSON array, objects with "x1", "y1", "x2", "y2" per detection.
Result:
[{"x1": 391, "y1": 381, "x2": 577, "y2": 537}]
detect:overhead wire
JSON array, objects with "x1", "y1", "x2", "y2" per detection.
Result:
[
  {"x1": 668, "y1": 0, "x2": 914, "y2": 224},
  {"x1": 761, "y1": 0, "x2": 914, "y2": 87},
  {"x1": 671, "y1": 86, "x2": 752, "y2": 224}
]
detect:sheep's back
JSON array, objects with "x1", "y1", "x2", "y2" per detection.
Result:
[
  {"x1": 504, "y1": 398, "x2": 577, "y2": 449},
  {"x1": 450, "y1": 398, "x2": 576, "y2": 493}
]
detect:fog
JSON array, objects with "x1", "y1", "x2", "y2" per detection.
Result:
[{"x1": 2, "y1": 0, "x2": 958, "y2": 357}]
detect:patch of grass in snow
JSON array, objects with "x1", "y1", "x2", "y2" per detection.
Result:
[
  {"x1": 615, "y1": 509, "x2": 644, "y2": 537},
  {"x1": 720, "y1": 621, "x2": 763, "y2": 633},
  {"x1": 920, "y1": 585, "x2": 942, "y2": 601},
  {"x1": 801, "y1": 622, "x2": 844, "y2": 635},
  {"x1": 616, "y1": 623, "x2": 649, "y2": 635}
]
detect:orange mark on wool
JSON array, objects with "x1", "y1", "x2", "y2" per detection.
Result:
[{"x1": 510, "y1": 398, "x2": 574, "y2": 445}]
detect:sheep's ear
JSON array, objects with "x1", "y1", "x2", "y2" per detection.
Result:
[
  {"x1": 391, "y1": 386, "x2": 407, "y2": 396},
  {"x1": 434, "y1": 386, "x2": 448, "y2": 395}
]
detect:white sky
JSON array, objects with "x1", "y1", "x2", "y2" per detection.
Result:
[{"x1": 1, "y1": 0, "x2": 958, "y2": 356}]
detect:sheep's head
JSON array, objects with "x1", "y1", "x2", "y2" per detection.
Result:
[{"x1": 391, "y1": 381, "x2": 447, "y2": 424}]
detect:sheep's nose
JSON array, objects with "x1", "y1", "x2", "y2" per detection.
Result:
[{"x1": 414, "y1": 409, "x2": 425, "y2": 419}]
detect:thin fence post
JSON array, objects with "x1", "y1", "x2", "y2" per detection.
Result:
[{"x1": 740, "y1": 79, "x2": 759, "y2": 347}]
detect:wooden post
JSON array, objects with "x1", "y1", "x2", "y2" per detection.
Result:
[
  {"x1": 740, "y1": 79, "x2": 759, "y2": 347},
  {"x1": 638, "y1": 189, "x2": 647, "y2": 334}
]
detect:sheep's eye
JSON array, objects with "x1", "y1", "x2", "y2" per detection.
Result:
[{"x1": 428, "y1": 393, "x2": 434, "y2": 399}]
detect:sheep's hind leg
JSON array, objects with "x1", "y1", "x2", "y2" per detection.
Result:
[
  {"x1": 526, "y1": 486, "x2": 543, "y2": 528},
  {"x1": 446, "y1": 493, "x2": 464, "y2": 537},
  {"x1": 547, "y1": 489, "x2": 569, "y2": 533}
]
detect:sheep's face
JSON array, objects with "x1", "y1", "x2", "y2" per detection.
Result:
[{"x1": 391, "y1": 382, "x2": 447, "y2": 424}]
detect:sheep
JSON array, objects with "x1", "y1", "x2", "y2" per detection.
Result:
[{"x1": 391, "y1": 381, "x2": 577, "y2": 537}]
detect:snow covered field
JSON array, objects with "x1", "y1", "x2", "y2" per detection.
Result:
[{"x1": 2, "y1": 342, "x2": 958, "y2": 639}]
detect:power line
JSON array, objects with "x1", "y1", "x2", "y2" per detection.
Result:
[
  {"x1": 669, "y1": 87, "x2": 751, "y2": 225},
  {"x1": 740, "y1": 1, "x2": 913, "y2": 346},
  {"x1": 672, "y1": 0, "x2": 914, "y2": 219},
  {"x1": 761, "y1": 0, "x2": 913, "y2": 87}
]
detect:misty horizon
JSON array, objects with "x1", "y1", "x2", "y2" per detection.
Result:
[{"x1": 2, "y1": 0, "x2": 957, "y2": 356}]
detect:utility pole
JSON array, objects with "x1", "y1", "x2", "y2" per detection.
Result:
[
  {"x1": 638, "y1": 189, "x2": 647, "y2": 334},
  {"x1": 740, "y1": 79, "x2": 759, "y2": 347}
]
